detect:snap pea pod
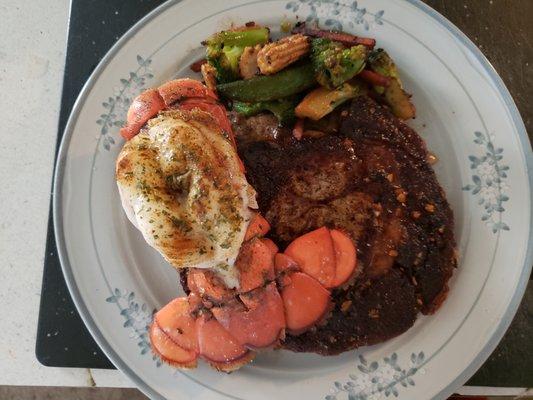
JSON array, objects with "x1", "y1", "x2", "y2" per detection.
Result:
[
  {"x1": 203, "y1": 27, "x2": 270, "y2": 47},
  {"x1": 232, "y1": 97, "x2": 299, "y2": 124},
  {"x1": 217, "y1": 64, "x2": 317, "y2": 102},
  {"x1": 232, "y1": 101, "x2": 265, "y2": 117}
]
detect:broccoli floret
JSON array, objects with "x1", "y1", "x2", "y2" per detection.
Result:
[
  {"x1": 368, "y1": 49, "x2": 400, "y2": 82},
  {"x1": 311, "y1": 38, "x2": 368, "y2": 89},
  {"x1": 368, "y1": 49, "x2": 415, "y2": 119},
  {"x1": 204, "y1": 27, "x2": 269, "y2": 83},
  {"x1": 368, "y1": 49, "x2": 402, "y2": 94}
]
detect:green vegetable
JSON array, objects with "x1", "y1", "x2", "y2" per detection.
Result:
[
  {"x1": 311, "y1": 38, "x2": 368, "y2": 89},
  {"x1": 217, "y1": 63, "x2": 317, "y2": 102},
  {"x1": 368, "y1": 49, "x2": 400, "y2": 94},
  {"x1": 204, "y1": 27, "x2": 269, "y2": 83},
  {"x1": 295, "y1": 82, "x2": 363, "y2": 121},
  {"x1": 368, "y1": 49, "x2": 415, "y2": 119},
  {"x1": 383, "y1": 79, "x2": 416, "y2": 120},
  {"x1": 368, "y1": 49, "x2": 400, "y2": 81},
  {"x1": 232, "y1": 101, "x2": 265, "y2": 117},
  {"x1": 233, "y1": 97, "x2": 299, "y2": 124}
]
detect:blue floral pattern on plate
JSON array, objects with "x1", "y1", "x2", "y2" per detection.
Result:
[
  {"x1": 285, "y1": 0, "x2": 384, "y2": 31},
  {"x1": 106, "y1": 288, "x2": 161, "y2": 367},
  {"x1": 96, "y1": 55, "x2": 154, "y2": 150},
  {"x1": 462, "y1": 131, "x2": 510, "y2": 232},
  {"x1": 106, "y1": 286, "x2": 426, "y2": 397},
  {"x1": 326, "y1": 352, "x2": 425, "y2": 399}
]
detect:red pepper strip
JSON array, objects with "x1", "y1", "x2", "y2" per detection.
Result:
[
  {"x1": 358, "y1": 70, "x2": 391, "y2": 87},
  {"x1": 292, "y1": 118, "x2": 304, "y2": 140},
  {"x1": 352, "y1": 36, "x2": 376, "y2": 47},
  {"x1": 292, "y1": 24, "x2": 376, "y2": 48},
  {"x1": 190, "y1": 58, "x2": 207, "y2": 73}
]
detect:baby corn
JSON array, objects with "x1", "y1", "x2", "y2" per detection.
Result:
[{"x1": 257, "y1": 34, "x2": 310, "y2": 75}]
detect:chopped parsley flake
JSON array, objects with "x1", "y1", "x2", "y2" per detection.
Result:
[{"x1": 170, "y1": 216, "x2": 192, "y2": 233}]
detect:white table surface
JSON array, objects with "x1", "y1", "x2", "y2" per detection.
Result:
[
  {"x1": 0, "y1": 0, "x2": 130, "y2": 388},
  {"x1": 0, "y1": 0, "x2": 531, "y2": 396}
]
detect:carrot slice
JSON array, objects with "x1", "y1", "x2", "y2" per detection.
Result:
[
  {"x1": 120, "y1": 89, "x2": 166, "y2": 140},
  {"x1": 158, "y1": 78, "x2": 218, "y2": 106},
  {"x1": 260, "y1": 238, "x2": 279, "y2": 257},
  {"x1": 281, "y1": 272, "x2": 332, "y2": 335},
  {"x1": 237, "y1": 238, "x2": 275, "y2": 293},
  {"x1": 330, "y1": 229, "x2": 358, "y2": 287},
  {"x1": 187, "y1": 268, "x2": 234, "y2": 303},
  {"x1": 244, "y1": 213, "x2": 271, "y2": 241},
  {"x1": 212, "y1": 283, "x2": 285, "y2": 349},
  {"x1": 150, "y1": 323, "x2": 198, "y2": 368},
  {"x1": 274, "y1": 253, "x2": 299, "y2": 275},
  {"x1": 196, "y1": 314, "x2": 249, "y2": 364},
  {"x1": 190, "y1": 58, "x2": 207, "y2": 73},
  {"x1": 284, "y1": 227, "x2": 336, "y2": 288},
  {"x1": 154, "y1": 297, "x2": 198, "y2": 353}
]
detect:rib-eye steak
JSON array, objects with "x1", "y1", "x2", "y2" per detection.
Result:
[{"x1": 234, "y1": 96, "x2": 457, "y2": 355}]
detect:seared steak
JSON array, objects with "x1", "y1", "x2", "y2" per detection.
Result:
[{"x1": 237, "y1": 96, "x2": 456, "y2": 355}]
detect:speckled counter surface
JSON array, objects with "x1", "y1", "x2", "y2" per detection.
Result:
[{"x1": 0, "y1": 0, "x2": 530, "y2": 393}]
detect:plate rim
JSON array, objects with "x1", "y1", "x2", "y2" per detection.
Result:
[
  {"x1": 52, "y1": 1, "x2": 533, "y2": 399},
  {"x1": 403, "y1": 1, "x2": 533, "y2": 397}
]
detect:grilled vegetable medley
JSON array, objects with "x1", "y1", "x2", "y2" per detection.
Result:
[{"x1": 194, "y1": 22, "x2": 415, "y2": 136}]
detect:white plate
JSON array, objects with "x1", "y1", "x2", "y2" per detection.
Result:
[{"x1": 54, "y1": 0, "x2": 533, "y2": 399}]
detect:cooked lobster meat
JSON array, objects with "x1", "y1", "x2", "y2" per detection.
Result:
[
  {"x1": 117, "y1": 79, "x2": 360, "y2": 370},
  {"x1": 116, "y1": 79, "x2": 256, "y2": 288}
]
